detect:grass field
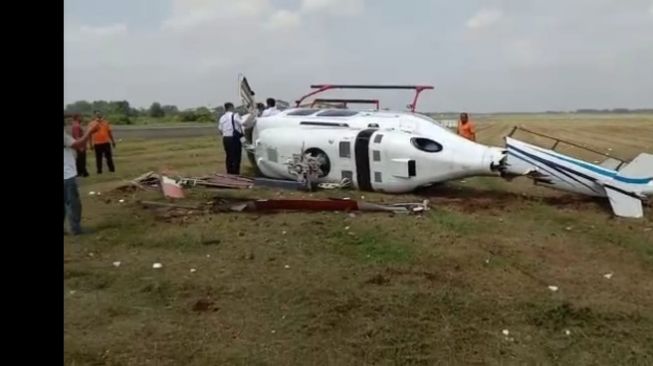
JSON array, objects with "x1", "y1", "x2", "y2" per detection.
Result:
[{"x1": 64, "y1": 114, "x2": 653, "y2": 365}]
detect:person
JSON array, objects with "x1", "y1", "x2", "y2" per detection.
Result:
[
  {"x1": 457, "y1": 112, "x2": 476, "y2": 141},
  {"x1": 261, "y1": 98, "x2": 280, "y2": 117},
  {"x1": 89, "y1": 111, "x2": 116, "y2": 174},
  {"x1": 256, "y1": 102, "x2": 266, "y2": 117},
  {"x1": 218, "y1": 102, "x2": 244, "y2": 174},
  {"x1": 71, "y1": 114, "x2": 89, "y2": 177},
  {"x1": 65, "y1": 120, "x2": 98, "y2": 235}
]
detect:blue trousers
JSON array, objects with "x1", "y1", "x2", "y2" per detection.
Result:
[{"x1": 63, "y1": 177, "x2": 82, "y2": 234}]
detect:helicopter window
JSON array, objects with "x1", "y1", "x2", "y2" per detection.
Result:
[
  {"x1": 286, "y1": 109, "x2": 320, "y2": 116},
  {"x1": 373, "y1": 150, "x2": 381, "y2": 161},
  {"x1": 374, "y1": 172, "x2": 382, "y2": 183},
  {"x1": 411, "y1": 137, "x2": 442, "y2": 153},
  {"x1": 267, "y1": 148, "x2": 278, "y2": 162},
  {"x1": 339, "y1": 141, "x2": 351, "y2": 158},
  {"x1": 316, "y1": 109, "x2": 359, "y2": 117},
  {"x1": 373, "y1": 134, "x2": 383, "y2": 143}
]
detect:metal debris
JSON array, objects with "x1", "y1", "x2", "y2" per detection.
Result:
[
  {"x1": 89, "y1": 191, "x2": 96, "y2": 196},
  {"x1": 284, "y1": 264, "x2": 290, "y2": 269},
  {"x1": 548, "y1": 285, "x2": 559, "y2": 292},
  {"x1": 502, "y1": 329, "x2": 510, "y2": 336},
  {"x1": 118, "y1": 199, "x2": 125, "y2": 203},
  {"x1": 152, "y1": 263, "x2": 163, "y2": 269},
  {"x1": 112, "y1": 261, "x2": 121, "y2": 267},
  {"x1": 564, "y1": 329, "x2": 571, "y2": 336},
  {"x1": 603, "y1": 272, "x2": 613, "y2": 279},
  {"x1": 190, "y1": 268, "x2": 197, "y2": 273},
  {"x1": 161, "y1": 176, "x2": 185, "y2": 199},
  {"x1": 224, "y1": 198, "x2": 429, "y2": 214}
]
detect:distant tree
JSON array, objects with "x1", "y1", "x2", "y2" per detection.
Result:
[
  {"x1": 65, "y1": 100, "x2": 93, "y2": 115},
  {"x1": 149, "y1": 102, "x2": 165, "y2": 118},
  {"x1": 162, "y1": 105, "x2": 179, "y2": 116}
]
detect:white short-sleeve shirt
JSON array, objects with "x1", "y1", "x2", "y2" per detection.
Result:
[
  {"x1": 64, "y1": 132, "x2": 77, "y2": 180},
  {"x1": 218, "y1": 111, "x2": 243, "y2": 137},
  {"x1": 261, "y1": 107, "x2": 280, "y2": 117}
]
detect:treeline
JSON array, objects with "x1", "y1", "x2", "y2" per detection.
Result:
[
  {"x1": 574, "y1": 108, "x2": 653, "y2": 114},
  {"x1": 64, "y1": 100, "x2": 225, "y2": 125}
]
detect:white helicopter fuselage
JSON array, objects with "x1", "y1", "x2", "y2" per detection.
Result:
[{"x1": 248, "y1": 108, "x2": 507, "y2": 192}]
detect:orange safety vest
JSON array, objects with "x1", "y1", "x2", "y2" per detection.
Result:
[
  {"x1": 457, "y1": 121, "x2": 476, "y2": 141},
  {"x1": 91, "y1": 120, "x2": 112, "y2": 145}
]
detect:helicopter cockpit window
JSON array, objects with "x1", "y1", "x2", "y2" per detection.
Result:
[
  {"x1": 411, "y1": 138, "x2": 443, "y2": 153},
  {"x1": 286, "y1": 109, "x2": 320, "y2": 116},
  {"x1": 316, "y1": 109, "x2": 359, "y2": 117}
]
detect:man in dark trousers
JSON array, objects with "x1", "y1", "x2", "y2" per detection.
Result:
[
  {"x1": 89, "y1": 111, "x2": 116, "y2": 174},
  {"x1": 71, "y1": 114, "x2": 89, "y2": 177},
  {"x1": 218, "y1": 103, "x2": 244, "y2": 174}
]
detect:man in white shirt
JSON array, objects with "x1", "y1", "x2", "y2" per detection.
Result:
[
  {"x1": 261, "y1": 98, "x2": 280, "y2": 117},
  {"x1": 218, "y1": 102, "x2": 244, "y2": 174},
  {"x1": 64, "y1": 122, "x2": 98, "y2": 235}
]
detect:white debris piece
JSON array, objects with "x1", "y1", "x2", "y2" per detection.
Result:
[
  {"x1": 282, "y1": 230, "x2": 287, "y2": 235},
  {"x1": 89, "y1": 191, "x2": 96, "y2": 196},
  {"x1": 361, "y1": 195, "x2": 365, "y2": 200},
  {"x1": 190, "y1": 268, "x2": 197, "y2": 273},
  {"x1": 284, "y1": 264, "x2": 290, "y2": 269},
  {"x1": 97, "y1": 192, "x2": 102, "y2": 196},
  {"x1": 206, "y1": 254, "x2": 211, "y2": 258},
  {"x1": 112, "y1": 261, "x2": 121, "y2": 267},
  {"x1": 271, "y1": 330, "x2": 276, "y2": 334},
  {"x1": 69, "y1": 290, "x2": 76, "y2": 295},
  {"x1": 564, "y1": 329, "x2": 571, "y2": 336},
  {"x1": 152, "y1": 263, "x2": 163, "y2": 269},
  {"x1": 88, "y1": 252, "x2": 95, "y2": 257},
  {"x1": 344, "y1": 226, "x2": 350, "y2": 231},
  {"x1": 119, "y1": 199, "x2": 125, "y2": 203},
  {"x1": 603, "y1": 272, "x2": 613, "y2": 279},
  {"x1": 548, "y1": 285, "x2": 559, "y2": 292},
  {"x1": 565, "y1": 226, "x2": 573, "y2": 231},
  {"x1": 502, "y1": 329, "x2": 510, "y2": 336},
  {"x1": 485, "y1": 259, "x2": 490, "y2": 264}
]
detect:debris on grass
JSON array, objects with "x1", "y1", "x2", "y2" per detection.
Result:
[
  {"x1": 284, "y1": 264, "x2": 290, "y2": 269},
  {"x1": 161, "y1": 176, "x2": 185, "y2": 199},
  {"x1": 565, "y1": 226, "x2": 573, "y2": 231},
  {"x1": 603, "y1": 272, "x2": 613, "y2": 279},
  {"x1": 282, "y1": 230, "x2": 287, "y2": 235},
  {"x1": 190, "y1": 268, "x2": 197, "y2": 273},
  {"x1": 548, "y1": 285, "x2": 559, "y2": 292},
  {"x1": 564, "y1": 329, "x2": 571, "y2": 336},
  {"x1": 345, "y1": 226, "x2": 350, "y2": 231},
  {"x1": 152, "y1": 263, "x2": 163, "y2": 269},
  {"x1": 112, "y1": 261, "x2": 121, "y2": 267},
  {"x1": 69, "y1": 290, "x2": 76, "y2": 295},
  {"x1": 89, "y1": 191, "x2": 96, "y2": 196},
  {"x1": 502, "y1": 329, "x2": 510, "y2": 336},
  {"x1": 119, "y1": 199, "x2": 125, "y2": 203}
]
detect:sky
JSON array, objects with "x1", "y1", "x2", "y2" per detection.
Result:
[{"x1": 64, "y1": 0, "x2": 653, "y2": 112}]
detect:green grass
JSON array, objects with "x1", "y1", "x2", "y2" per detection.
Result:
[{"x1": 64, "y1": 114, "x2": 653, "y2": 365}]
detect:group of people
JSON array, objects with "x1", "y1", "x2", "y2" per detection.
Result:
[
  {"x1": 70, "y1": 112, "x2": 117, "y2": 176},
  {"x1": 218, "y1": 98, "x2": 280, "y2": 174},
  {"x1": 63, "y1": 111, "x2": 117, "y2": 235}
]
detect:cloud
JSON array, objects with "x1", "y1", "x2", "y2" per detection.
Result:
[
  {"x1": 266, "y1": 10, "x2": 301, "y2": 30},
  {"x1": 162, "y1": 0, "x2": 271, "y2": 31},
  {"x1": 465, "y1": 9, "x2": 503, "y2": 29},
  {"x1": 301, "y1": 0, "x2": 365, "y2": 16},
  {"x1": 79, "y1": 23, "x2": 127, "y2": 37}
]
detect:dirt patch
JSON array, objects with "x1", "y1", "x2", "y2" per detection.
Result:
[
  {"x1": 192, "y1": 298, "x2": 218, "y2": 312},
  {"x1": 365, "y1": 274, "x2": 390, "y2": 285}
]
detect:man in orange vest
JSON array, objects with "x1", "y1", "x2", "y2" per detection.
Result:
[
  {"x1": 88, "y1": 111, "x2": 117, "y2": 174},
  {"x1": 457, "y1": 112, "x2": 476, "y2": 141}
]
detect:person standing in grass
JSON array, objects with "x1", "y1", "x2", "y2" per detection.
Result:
[
  {"x1": 89, "y1": 111, "x2": 117, "y2": 174},
  {"x1": 65, "y1": 120, "x2": 98, "y2": 235},
  {"x1": 457, "y1": 112, "x2": 477, "y2": 141},
  {"x1": 218, "y1": 102, "x2": 244, "y2": 174},
  {"x1": 71, "y1": 114, "x2": 89, "y2": 177}
]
